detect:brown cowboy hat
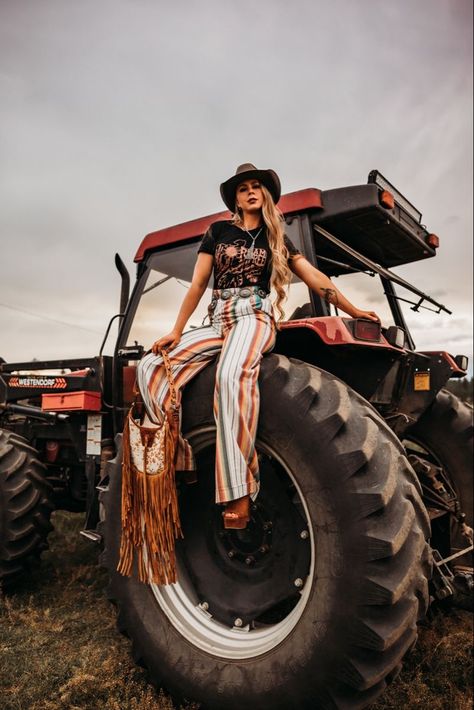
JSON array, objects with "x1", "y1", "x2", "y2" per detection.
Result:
[{"x1": 220, "y1": 163, "x2": 281, "y2": 212}]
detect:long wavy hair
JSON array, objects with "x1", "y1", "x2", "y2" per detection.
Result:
[{"x1": 232, "y1": 184, "x2": 292, "y2": 325}]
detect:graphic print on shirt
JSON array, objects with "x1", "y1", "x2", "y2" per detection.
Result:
[{"x1": 215, "y1": 239, "x2": 268, "y2": 288}]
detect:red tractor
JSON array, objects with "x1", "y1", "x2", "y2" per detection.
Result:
[{"x1": 1, "y1": 170, "x2": 472, "y2": 709}]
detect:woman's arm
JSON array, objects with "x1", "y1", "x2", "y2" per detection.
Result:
[
  {"x1": 151, "y1": 253, "x2": 214, "y2": 354},
  {"x1": 290, "y1": 256, "x2": 380, "y2": 322}
]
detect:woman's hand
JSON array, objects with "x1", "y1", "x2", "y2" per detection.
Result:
[
  {"x1": 151, "y1": 330, "x2": 182, "y2": 355},
  {"x1": 351, "y1": 308, "x2": 381, "y2": 323}
]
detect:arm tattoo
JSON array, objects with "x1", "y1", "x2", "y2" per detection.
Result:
[{"x1": 321, "y1": 287, "x2": 339, "y2": 306}]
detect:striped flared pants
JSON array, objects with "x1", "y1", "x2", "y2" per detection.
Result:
[{"x1": 136, "y1": 288, "x2": 277, "y2": 503}]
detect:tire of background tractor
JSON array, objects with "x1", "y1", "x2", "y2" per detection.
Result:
[
  {"x1": 404, "y1": 389, "x2": 473, "y2": 608},
  {"x1": 101, "y1": 355, "x2": 431, "y2": 710},
  {"x1": 0, "y1": 428, "x2": 54, "y2": 589}
]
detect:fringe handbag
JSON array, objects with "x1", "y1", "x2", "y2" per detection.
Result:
[{"x1": 117, "y1": 348, "x2": 183, "y2": 585}]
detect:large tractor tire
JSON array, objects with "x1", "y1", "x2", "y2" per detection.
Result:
[
  {"x1": 404, "y1": 389, "x2": 473, "y2": 607},
  {"x1": 0, "y1": 429, "x2": 54, "y2": 588},
  {"x1": 101, "y1": 355, "x2": 431, "y2": 710}
]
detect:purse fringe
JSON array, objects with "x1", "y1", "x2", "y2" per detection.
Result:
[{"x1": 117, "y1": 411, "x2": 183, "y2": 585}]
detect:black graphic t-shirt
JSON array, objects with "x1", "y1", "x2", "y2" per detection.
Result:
[{"x1": 197, "y1": 221, "x2": 302, "y2": 291}]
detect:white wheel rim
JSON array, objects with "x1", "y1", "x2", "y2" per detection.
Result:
[{"x1": 149, "y1": 430, "x2": 315, "y2": 659}]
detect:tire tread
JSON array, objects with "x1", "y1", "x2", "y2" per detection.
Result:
[{"x1": 0, "y1": 429, "x2": 54, "y2": 588}]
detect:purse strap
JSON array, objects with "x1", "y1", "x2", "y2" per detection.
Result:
[
  {"x1": 132, "y1": 347, "x2": 179, "y2": 421},
  {"x1": 160, "y1": 347, "x2": 178, "y2": 415}
]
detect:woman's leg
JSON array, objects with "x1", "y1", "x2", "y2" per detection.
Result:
[
  {"x1": 137, "y1": 324, "x2": 223, "y2": 470},
  {"x1": 214, "y1": 305, "x2": 276, "y2": 503}
]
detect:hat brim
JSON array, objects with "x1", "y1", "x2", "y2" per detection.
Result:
[{"x1": 220, "y1": 168, "x2": 281, "y2": 212}]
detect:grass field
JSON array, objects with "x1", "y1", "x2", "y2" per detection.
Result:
[{"x1": 1, "y1": 511, "x2": 472, "y2": 710}]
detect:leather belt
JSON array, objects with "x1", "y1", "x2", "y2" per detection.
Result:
[{"x1": 213, "y1": 286, "x2": 268, "y2": 301}]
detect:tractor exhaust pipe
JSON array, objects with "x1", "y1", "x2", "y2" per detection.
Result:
[
  {"x1": 115, "y1": 253, "x2": 130, "y2": 314},
  {"x1": 98, "y1": 255, "x2": 130, "y2": 357}
]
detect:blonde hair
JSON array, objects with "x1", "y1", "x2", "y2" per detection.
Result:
[{"x1": 232, "y1": 184, "x2": 291, "y2": 325}]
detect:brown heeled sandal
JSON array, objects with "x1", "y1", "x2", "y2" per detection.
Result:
[{"x1": 222, "y1": 495, "x2": 250, "y2": 530}]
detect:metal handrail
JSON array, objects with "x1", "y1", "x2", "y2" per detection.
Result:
[{"x1": 313, "y1": 224, "x2": 452, "y2": 315}]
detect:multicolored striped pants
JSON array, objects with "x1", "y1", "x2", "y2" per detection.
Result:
[{"x1": 137, "y1": 288, "x2": 277, "y2": 503}]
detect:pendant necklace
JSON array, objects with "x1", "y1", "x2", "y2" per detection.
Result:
[{"x1": 244, "y1": 226, "x2": 263, "y2": 260}]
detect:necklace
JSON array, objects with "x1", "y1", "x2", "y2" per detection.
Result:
[{"x1": 243, "y1": 226, "x2": 263, "y2": 260}]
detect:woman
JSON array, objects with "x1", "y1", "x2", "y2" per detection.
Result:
[{"x1": 137, "y1": 163, "x2": 380, "y2": 529}]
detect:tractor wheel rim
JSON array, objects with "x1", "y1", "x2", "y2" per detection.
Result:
[{"x1": 148, "y1": 427, "x2": 315, "y2": 659}]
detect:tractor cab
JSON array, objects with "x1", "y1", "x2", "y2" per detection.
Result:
[
  {"x1": 122, "y1": 170, "x2": 446, "y2": 341},
  {"x1": 114, "y1": 171, "x2": 465, "y2": 431}
]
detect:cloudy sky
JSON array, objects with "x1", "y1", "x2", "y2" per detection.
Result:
[{"x1": 1, "y1": 0, "x2": 472, "y2": 372}]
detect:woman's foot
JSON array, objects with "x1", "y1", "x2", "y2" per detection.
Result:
[{"x1": 222, "y1": 495, "x2": 250, "y2": 529}]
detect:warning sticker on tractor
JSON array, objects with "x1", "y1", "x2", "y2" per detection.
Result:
[
  {"x1": 86, "y1": 414, "x2": 102, "y2": 456},
  {"x1": 8, "y1": 376, "x2": 67, "y2": 388},
  {"x1": 414, "y1": 372, "x2": 430, "y2": 391}
]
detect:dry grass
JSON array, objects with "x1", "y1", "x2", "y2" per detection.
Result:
[
  {"x1": 370, "y1": 612, "x2": 473, "y2": 709},
  {"x1": 0, "y1": 512, "x2": 472, "y2": 710}
]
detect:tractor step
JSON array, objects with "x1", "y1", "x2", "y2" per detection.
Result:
[{"x1": 79, "y1": 529, "x2": 102, "y2": 543}]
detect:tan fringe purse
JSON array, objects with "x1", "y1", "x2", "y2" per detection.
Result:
[{"x1": 117, "y1": 348, "x2": 183, "y2": 585}]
